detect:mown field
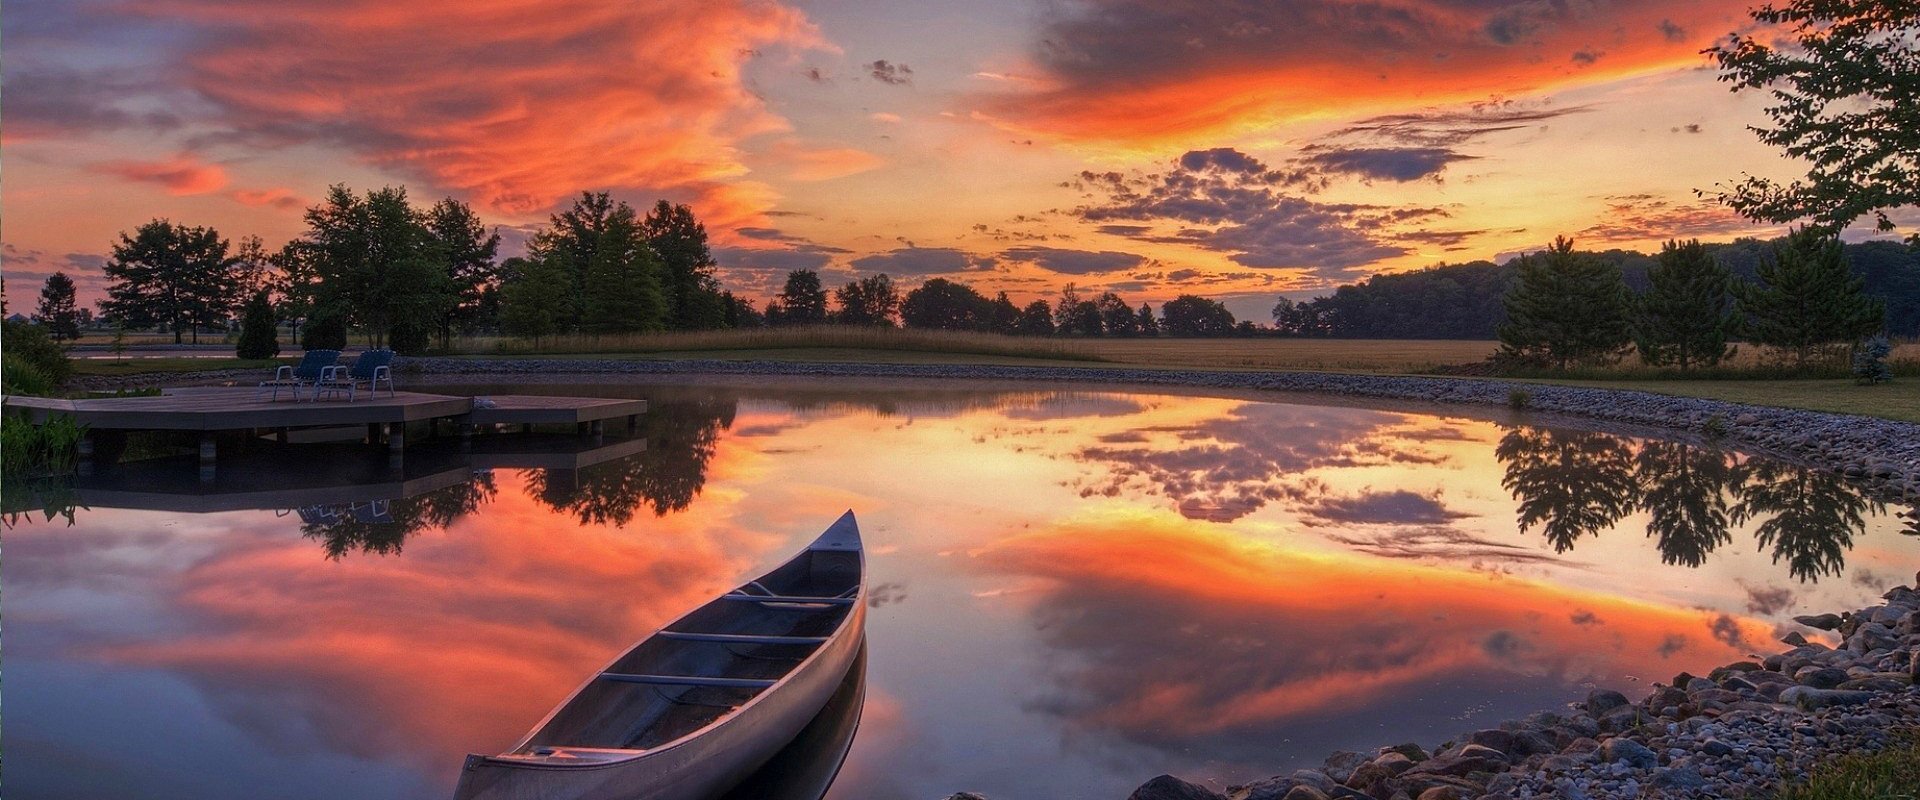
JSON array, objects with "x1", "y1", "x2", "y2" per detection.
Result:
[{"x1": 66, "y1": 329, "x2": 1920, "y2": 422}]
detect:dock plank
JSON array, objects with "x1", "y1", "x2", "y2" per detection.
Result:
[{"x1": 463, "y1": 395, "x2": 648, "y2": 426}]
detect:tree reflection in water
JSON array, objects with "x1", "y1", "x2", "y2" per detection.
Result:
[
  {"x1": 1733, "y1": 459, "x2": 1882, "y2": 582},
  {"x1": 1496, "y1": 428, "x2": 1637, "y2": 553},
  {"x1": 1635, "y1": 440, "x2": 1737, "y2": 567},
  {"x1": 526, "y1": 394, "x2": 738, "y2": 526},
  {"x1": 300, "y1": 472, "x2": 499, "y2": 559},
  {"x1": 1497, "y1": 426, "x2": 1888, "y2": 581}
]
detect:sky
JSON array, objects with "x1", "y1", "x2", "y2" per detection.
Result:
[{"x1": 0, "y1": 0, "x2": 1891, "y2": 320}]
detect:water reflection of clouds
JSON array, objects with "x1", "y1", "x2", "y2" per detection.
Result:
[{"x1": 971, "y1": 510, "x2": 1773, "y2": 771}]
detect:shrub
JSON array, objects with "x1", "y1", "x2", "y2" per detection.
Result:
[
  {"x1": 2, "y1": 353, "x2": 57, "y2": 396},
  {"x1": 0, "y1": 411, "x2": 86, "y2": 478},
  {"x1": 235, "y1": 289, "x2": 281, "y2": 359},
  {"x1": 1508, "y1": 387, "x2": 1532, "y2": 410},
  {"x1": 1853, "y1": 334, "x2": 1894, "y2": 385},
  {"x1": 1703, "y1": 414, "x2": 1729, "y2": 440},
  {"x1": 302, "y1": 305, "x2": 349, "y2": 350},
  {"x1": 389, "y1": 319, "x2": 432, "y2": 355},
  {"x1": 2, "y1": 318, "x2": 73, "y2": 386}
]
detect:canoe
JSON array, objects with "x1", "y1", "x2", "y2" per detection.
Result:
[
  {"x1": 453, "y1": 511, "x2": 867, "y2": 800},
  {"x1": 716, "y1": 643, "x2": 866, "y2": 800}
]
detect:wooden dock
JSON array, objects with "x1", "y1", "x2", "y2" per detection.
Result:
[{"x1": 4, "y1": 387, "x2": 647, "y2": 470}]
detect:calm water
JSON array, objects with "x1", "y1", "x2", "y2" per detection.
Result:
[{"x1": 6, "y1": 380, "x2": 1918, "y2": 800}]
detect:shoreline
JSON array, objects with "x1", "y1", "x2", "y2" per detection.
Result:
[
  {"x1": 1083, "y1": 582, "x2": 1920, "y2": 800},
  {"x1": 74, "y1": 356, "x2": 1920, "y2": 503}
]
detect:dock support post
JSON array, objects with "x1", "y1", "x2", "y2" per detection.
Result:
[
  {"x1": 590, "y1": 419, "x2": 604, "y2": 444},
  {"x1": 276, "y1": 427, "x2": 289, "y2": 443},
  {"x1": 627, "y1": 414, "x2": 638, "y2": 433},
  {"x1": 367, "y1": 423, "x2": 383, "y2": 445},
  {"x1": 199, "y1": 434, "x2": 217, "y2": 483},
  {"x1": 77, "y1": 431, "x2": 96, "y2": 477},
  {"x1": 387, "y1": 422, "x2": 405, "y2": 469}
]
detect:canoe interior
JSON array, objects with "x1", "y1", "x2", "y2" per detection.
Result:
[{"x1": 519, "y1": 547, "x2": 862, "y2": 753}]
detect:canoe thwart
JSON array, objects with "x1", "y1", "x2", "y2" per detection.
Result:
[
  {"x1": 656, "y1": 631, "x2": 831, "y2": 645},
  {"x1": 597, "y1": 673, "x2": 779, "y2": 689},
  {"x1": 720, "y1": 593, "x2": 857, "y2": 606}
]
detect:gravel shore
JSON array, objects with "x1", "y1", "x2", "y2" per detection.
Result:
[{"x1": 1013, "y1": 580, "x2": 1919, "y2": 800}]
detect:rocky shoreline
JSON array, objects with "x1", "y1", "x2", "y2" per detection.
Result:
[
  {"x1": 83, "y1": 357, "x2": 1919, "y2": 502},
  {"x1": 952, "y1": 583, "x2": 1920, "y2": 800}
]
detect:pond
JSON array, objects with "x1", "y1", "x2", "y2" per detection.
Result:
[{"x1": 5, "y1": 380, "x2": 1917, "y2": 800}]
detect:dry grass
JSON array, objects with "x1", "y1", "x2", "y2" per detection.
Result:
[
  {"x1": 1078, "y1": 338, "x2": 1500, "y2": 373},
  {"x1": 451, "y1": 326, "x2": 1104, "y2": 362}
]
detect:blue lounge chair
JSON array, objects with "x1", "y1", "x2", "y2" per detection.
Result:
[
  {"x1": 256, "y1": 349, "x2": 340, "y2": 401},
  {"x1": 312, "y1": 349, "x2": 396, "y2": 402}
]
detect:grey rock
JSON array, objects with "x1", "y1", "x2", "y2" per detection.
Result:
[
  {"x1": 1584, "y1": 689, "x2": 1630, "y2": 716},
  {"x1": 1795, "y1": 666, "x2": 1849, "y2": 688},
  {"x1": 1128, "y1": 775, "x2": 1225, "y2": 800},
  {"x1": 1778, "y1": 686, "x2": 1876, "y2": 711},
  {"x1": 1781, "y1": 630, "x2": 1810, "y2": 646},
  {"x1": 1700, "y1": 738, "x2": 1735, "y2": 757},
  {"x1": 1278, "y1": 788, "x2": 1329, "y2": 800},
  {"x1": 1321, "y1": 751, "x2": 1367, "y2": 784},
  {"x1": 1234, "y1": 779, "x2": 1295, "y2": 800},
  {"x1": 1652, "y1": 766, "x2": 1708, "y2": 790},
  {"x1": 1599, "y1": 737, "x2": 1658, "y2": 769},
  {"x1": 1795, "y1": 613, "x2": 1844, "y2": 630}
]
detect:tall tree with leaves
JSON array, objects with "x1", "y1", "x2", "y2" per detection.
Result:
[
  {"x1": 426, "y1": 198, "x2": 501, "y2": 347},
  {"x1": 1633, "y1": 239, "x2": 1737, "y2": 370},
  {"x1": 1136, "y1": 303, "x2": 1159, "y2": 337},
  {"x1": 1016, "y1": 300, "x2": 1056, "y2": 335},
  {"x1": 499, "y1": 255, "x2": 574, "y2": 344},
  {"x1": 532, "y1": 192, "x2": 620, "y2": 318},
  {"x1": 101, "y1": 220, "x2": 237, "y2": 343},
  {"x1": 1733, "y1": 228, "x2": 1884, "y2": 367},
  {"x1": 1096, "y1": 292, "x2": 1140, "y2": 336},
  {"x1": 1161, "y1": 295, "x2": 1237, "y2": 337},
  {"x1": 900, "y1": 278, "x2": 992, "y2": 330},
  {"x1": 833, "y1": 274, "x2": 901, "y2": 325},
  {"x1": 291, "y1": 185, "x2": 453, "y2": 350},
  {"x1": 1498, "y1": 237, "x2": 1632, "y2": 369},
  {"x1": 1707, "y1": 0, "x2": 1920, "y2": 237},
  {"x1": 36, "y1": 272, "x2": 82, "y2": 340},
  {"x1": 774, "y1": 270, "x2": 829, "y2": 325},
  {"x1": 642, "y1": 200, "x2": 726, "y2": 329},
  {"x1": 581, "y1": 210, "x2": 668, "y2": 333}
]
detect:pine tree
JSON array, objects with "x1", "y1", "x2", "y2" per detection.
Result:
[
  {"x1": 235, "y1": 289, "x2": 281, "y2": 359},
  {"x1": 36, "y1": 272, "x2": 82, "y2": 340},
  {"x1": 774, "y1": 270, "x2": 829, "y2": 325},
  {"x1": 1137, "y1": 303, "x2": 1159, "y2": 336},
  {"x1": 1633, "y1": 239, "x2": 1736, "y2": 370},
  {"x1": 1498, "y1": 236, "x2": 1632, "y2": 369},
  {"x1": 1733, "y1": 228, "x2": 1884, "y2": 368}
]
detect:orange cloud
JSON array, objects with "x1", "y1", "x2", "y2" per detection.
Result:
[
  {"x1": 230, "y1": 187, "x2": 304, "y2": 210},
  {"x1": 986, "y1": 0, "x2": 1754, "y2": 145},
  {"x1": 91, "y1": 154, "x2": 230, "y2": 195},
  {"x1": 974, "y1": 510, "x2": 1772, "y2": 748},
  {"x1": 136, "y1": 0, "x2": 830, "y2": 227},
  {"x1": 763, "y1": 140, "x2": 887, "y2": 182}
]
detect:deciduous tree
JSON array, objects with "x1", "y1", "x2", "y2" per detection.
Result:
[
  {"x1": 1160, "y1": 295, "x2": 1237, "y2": 337},
  {"x1": 900, "y1": 278, "x2": 991, "y2": 330},
  {"x1": 1707, "y1": 0, "x2": 1920, "y2": 235},
  {"x1": 642, "y1": 200, "x2": 726, "y2": 330},
  {"x1": 774, "y1": 270, "x2": 829, "y2": 325},
  {"x1": 833, "y1": 274, "x2": 901, "y2": 326},
  {"x1": 102, "y1": 219, "x2": 237, "y2": 344}
]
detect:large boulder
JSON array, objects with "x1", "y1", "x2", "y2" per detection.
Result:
[
  {"x1": 1793, "y1": 613, "x2": 1843, "y2": 630},
  {"x1": 1130, "y1": 775, "x2": 1226, "y2": 800},
  {"x1": 1778, "y1": 686, "x2": 1876, "y2": 711},
  {"x1": 1583, "y1": 689, "x2": 1630, "y2": 716},
  {"x1": 1598, "y1": 737, "x2": 1658, "y2": 769}
]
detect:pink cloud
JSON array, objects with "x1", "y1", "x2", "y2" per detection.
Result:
[
  {"x1": 91, "y1": 154, "x2": 230, "y2": 195},
  {"x1": 230, "y1": 187, "x2": 305, "y2": 210}
]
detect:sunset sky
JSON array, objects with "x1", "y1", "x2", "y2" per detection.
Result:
[{"x1": 0, "y1": 0, "x2": 1887, "y2": 319}]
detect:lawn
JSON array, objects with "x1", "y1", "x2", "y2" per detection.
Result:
[{"x1": 71, "y1": 357, "x2": 284, "y2": 377}]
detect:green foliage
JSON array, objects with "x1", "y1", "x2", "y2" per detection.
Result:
[
  {"x1": 2, "y1": 353, "x2": 56, "y2": 396},
  {"x1": 1774, "y1": 729, "x2": 1920, "y2": 800},
  {"x1": 288, "y1": 185, "x2": 458, "y2": 349},
  {"x1": 389, "y1": 318, "x2": 432, "y2": 355},
  {"x1": 424, "y1": 197, "x2": 501, "y2": 345},
  {"x1": 102, "y1": 219, "x2": 237, "y2": 344},
  {"x1": 1137, "y1": 304, "x2": 1160, "y2": 336},
  {"x1": 2, "y1": 318, "x2": 73, "y2": 387},
  {"x1": 1635, "y1": 240, "x2": 1737, "y2": 370},
  {"x1": 301, "y1": 303, "x2": 349, "y2": 350},
  {"x1": 235, "y1": 289, "x2": 281, "y2": 359},
  {"x1": 772, "y1": 270, "x2": 829, "y2": 325},
  {"x1": 642, "y1": 200, "x2": 726, "y2": 330},
  {"x1": 1499, "y1": 237, "x2": 1633, "y2": 369},
  {"x1": 581, "y1": 209, "x2": 668, "y2": 333},
  {"x1": 498, "y1": 255, "x2": 574, "y2": 342},
  {"x1": 1703, "y1": 414, "x2": 1730, "y2": 440},
  {"x1": 900, "y1": 278, "x2": 994, "y2": 330},
  {"x1": 1734, "y1": 229, "x2": 1885, "y2": 367},
  {"x1": 1507, "y1": 387, "x2": 1532, "y2": 410},
  {"x1": 1096, "y1": 292, "x2": 1140, "y2": 336},
  {"x1": 1708, "y1": 0, "x2": 1920, "y2": 234},
  {"x1": 1854, "y1": 334, "x2": 1895, "y2": 384},
  {"x1": 986, "y1": 292, "x2": 1022, "y2": 335},
  {"x1": 1016, "y1": 300, "x2": 1056, "y2": 335},
  {"x1": 1, "y1": 412, "x2": 86, "y2": 478},
  {"x1": 1161, "y1": 295, "x2": 1238, "y2": 337},
  {"x1": 833, "y1": 274, "x2": 900, "y2": 326},
  {"x1": 1274, "y1": 260, "x2": 1512, "y2": 338},
  {"x1": 36, "y1": 272, "x2": 82, "y2": 340}
]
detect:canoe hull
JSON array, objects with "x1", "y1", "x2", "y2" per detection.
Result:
[{"x1": 455, "y1": 614, "x2": 863, "y2": 800}]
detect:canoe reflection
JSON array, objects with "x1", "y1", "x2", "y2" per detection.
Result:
[{"x1": 717, "y1": 644, "x2": 867, "y2": 800}]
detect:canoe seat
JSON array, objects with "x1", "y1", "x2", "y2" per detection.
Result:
[
  {"x1": 657, "y1": 631, "x2": 830, "y2": 645},
  {"x1": 597, "y1": 673, "x2": 778, "y2": 690}
]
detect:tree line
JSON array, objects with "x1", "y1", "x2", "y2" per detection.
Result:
[{"x1": 754, "y1": 270, "x2": 1251, "y2": 337}]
